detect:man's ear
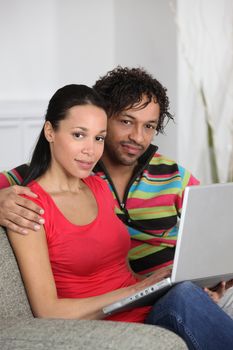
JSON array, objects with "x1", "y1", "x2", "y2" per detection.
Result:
[{"x1": 44, "y1": 121, "x2": 55, "y2": 142}]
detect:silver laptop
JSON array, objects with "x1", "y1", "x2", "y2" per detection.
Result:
[{"x1": 103, "y1": 182, "x2": 233, "y2": 315}]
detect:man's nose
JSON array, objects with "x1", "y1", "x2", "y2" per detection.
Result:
[{"x1": 129, "y1": 126, "x2": 144, "y2": 144}]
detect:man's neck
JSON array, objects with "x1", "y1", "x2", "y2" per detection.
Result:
[
  {"x1": 101, "y1": 153, "x2": 136, "y2": 179},
  {"x1": 101, "y1": 154, "x2": 136, "y2": 202}
]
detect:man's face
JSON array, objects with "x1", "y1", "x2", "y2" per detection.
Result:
[{"x1": 104, "y1": 97, "x2": 160, "y2": 166}]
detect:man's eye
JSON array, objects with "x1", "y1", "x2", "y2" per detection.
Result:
[
  {"x1": 121, "y1": 120, "x2": 131, "y2": 125},
  {"x1": 145, "y1": 124, "x2": 156, "y2": 130}
]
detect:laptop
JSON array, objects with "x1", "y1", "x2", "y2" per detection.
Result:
[{"x1": 103, "y1": 182, "x2": 233, "y2": 316}]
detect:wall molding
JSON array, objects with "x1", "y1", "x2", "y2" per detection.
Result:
[
  {"x1": 0, "y1": 100, "x2": 47, "y2": 119},
  {"x1": 0, "y1": 100, "x2": 46, "y2": 171}
]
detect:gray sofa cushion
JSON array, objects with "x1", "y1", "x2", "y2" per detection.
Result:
[
  {"x1": 0, "y1": 226, "x2": 32, "y2": 318},
  {"x1": 0, "y1": 318, "x2": 187, "y2": 350}
]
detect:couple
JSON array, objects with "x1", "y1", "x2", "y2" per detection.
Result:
[{"x1": 0, "y1": 67, "x2": 233, "y2": 349}]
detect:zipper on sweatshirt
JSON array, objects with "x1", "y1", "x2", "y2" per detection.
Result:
[
  {"x1": 121, "y1": 145, "x2": 157, "y2": 207},
  {"x1": 97, "y1": 145, "x2": 157, "y2": 219}
]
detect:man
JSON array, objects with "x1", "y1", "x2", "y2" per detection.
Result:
[{"x1": 0, "y1": 67, "x2": 199, "y2": 276}]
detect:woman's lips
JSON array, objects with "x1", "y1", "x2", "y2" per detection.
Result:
[{"x1": 76, "y1": 159, "x2": 94, "y2": 170}]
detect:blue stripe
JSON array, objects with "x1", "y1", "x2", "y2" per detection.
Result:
[
  {"x1": 178, "y1": 165, "x2": 186, "y2": 180},
  {"x1": 128, "y1": 179, "x2": 183, "y2": 193},
  {"x1": 127, "y1": 225, "x2": 177, "y2": 238}
]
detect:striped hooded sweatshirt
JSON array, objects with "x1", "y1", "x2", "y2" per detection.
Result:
[{"x1": 94, "y1": 144, "x2": 199, "y2": 275}]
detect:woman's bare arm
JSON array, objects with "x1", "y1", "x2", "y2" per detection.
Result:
[{"x1": 7, "y1": 225, "x2": 168, "y2": 320}]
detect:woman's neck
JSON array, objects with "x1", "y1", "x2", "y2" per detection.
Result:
[{"x1": 37, "y1": 167, "x2": 84, "y2": 194}]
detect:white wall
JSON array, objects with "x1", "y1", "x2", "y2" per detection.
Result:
[
  {"x1": 0, "y1": 0, "x2": 115, "y2": 99},
  {"x1": 0, "y1": 0, "x2": 58, "y2": 100},
  {"x1": 114, "y1": 0, "x2": 177, "y2": 159},
  {"x1": 0, "y1": 0, "x2": 177, "y2": 171}
]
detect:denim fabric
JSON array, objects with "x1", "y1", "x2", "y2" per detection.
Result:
[{"x1": 145, "y1": 281, "x2": 233, "y2": 350}]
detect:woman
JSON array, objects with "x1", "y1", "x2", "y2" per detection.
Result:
[
  {"x1": 7, "y1": 84, "x2": 233, "y2": 349},
  {"x1": 7, "y1": 84, "x2": 169, "y2": 322}
]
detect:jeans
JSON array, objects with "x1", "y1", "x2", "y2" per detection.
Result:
[{"x1": 145, "y1": 281, "x2": 233, "y2": 350}]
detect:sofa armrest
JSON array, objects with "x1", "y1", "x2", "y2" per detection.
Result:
[{"x1": 0, "y1": 318, "x2": 187, "y2": 349}]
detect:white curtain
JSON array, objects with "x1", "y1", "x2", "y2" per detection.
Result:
[{"x1": 176, "y1": 0, "x2": 233, "y2": 184}]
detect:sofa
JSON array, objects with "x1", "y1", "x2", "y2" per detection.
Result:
[{"x1": 0, "y1": 226, "x2": 187, "y2": 349}]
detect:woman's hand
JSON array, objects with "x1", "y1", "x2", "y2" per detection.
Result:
[{"x1": 131, "y1": 267, "x2": 172, "y2": 293}]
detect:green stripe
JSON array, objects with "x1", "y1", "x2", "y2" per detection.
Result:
[
  {"x1": 8, "y1": 171, "x2": 21, "y2": 185},
  {"x1": 126, "y1": 206, "x2": 177, "y2": 219},
  {"x1": 150, "y1": 156, "x2": 175, "y2": 165},
  {"x1": 129, "y1": 244, "x2": 165, "y2": 260}
]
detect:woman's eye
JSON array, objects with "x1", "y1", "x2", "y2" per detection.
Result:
[
  {"x1": 96, "y1": 135, "x2": 105, "y2": 142},
  {"x1": 73, "y1": 132, "x2": 84, "y2": 139}
]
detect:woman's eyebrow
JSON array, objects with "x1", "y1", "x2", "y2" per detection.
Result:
[
  {"x1": 71, "y1": 126, "x2": 88, "y2": 130},
  {"x1": 71, "y1": 126, "x2": 107, "y2": 133}
]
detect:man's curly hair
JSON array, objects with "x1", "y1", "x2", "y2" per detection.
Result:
[{"x1": 93, "y1": 66, "x2": 174, "y2": 134}]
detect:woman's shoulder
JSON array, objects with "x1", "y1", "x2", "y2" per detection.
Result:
[
  {"x1": 84, "y1": 175, "x2": 112, "y2": 197},
  {"x1": 22, "y1": 181, "x2": 51, "y2": 209},
  {"x1": 84, "y1": 174, "x2": 108, "y2": 188}
]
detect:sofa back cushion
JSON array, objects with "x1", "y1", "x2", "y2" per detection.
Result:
[{"x1": 0, "y1": 226, "x2": 33, "y2": 318}]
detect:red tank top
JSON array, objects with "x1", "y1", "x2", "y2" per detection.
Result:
[{"x1": 27, "y1": 176, "x2": 151, "y2": 322}]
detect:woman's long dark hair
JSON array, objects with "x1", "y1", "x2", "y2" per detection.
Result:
[{"x1": 22, "y1": 84, "x2": 106, "y2": 185}]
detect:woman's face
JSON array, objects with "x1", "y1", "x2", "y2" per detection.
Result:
[{"x1": 45, "y1": 105, "x2": 107, "y2": 179}]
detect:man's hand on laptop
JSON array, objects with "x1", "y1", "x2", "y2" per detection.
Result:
[
  {"x1": 0, "y1": 186, "x2": 45, "y2": 235},
  {"x1": 204, "y1": 282, "x2": 226, "y2": 303},
  {"x1": 132, "y1": 267, "x2": 172, "y2": 293},
  {"x1": 204, "y1": 279, "x2": 233, "y2": 303}
]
